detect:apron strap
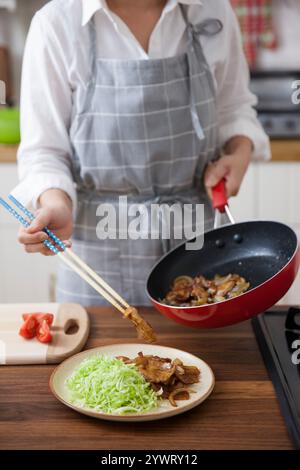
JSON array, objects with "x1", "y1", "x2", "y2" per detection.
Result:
[
  {"x1": 192, "y1": 18, "x2": 223, "y2": 37},
  {"x1": 180, "y1": 4, "x2": 223, "y2": 37},
  {"x1": 180, "y1": 4, "x2": 223, "y2": 141},
  {"x1": 88, "y1": 18, "x2": 98, "y2": 85}
]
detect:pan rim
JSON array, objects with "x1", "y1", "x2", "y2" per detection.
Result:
[{"x1": 146, "y1": 220, "x2": 299, "y2": 311}]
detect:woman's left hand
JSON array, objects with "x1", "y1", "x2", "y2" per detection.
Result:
[{"x1": 204, "y1": 136, "x2": 253, "y2": 200}]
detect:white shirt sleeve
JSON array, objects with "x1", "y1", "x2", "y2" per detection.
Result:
[
  {"x1": 12, "y1": 11, "x2": 77, "y2": 211},
  {"x1": 215, "y1": 3, "x2": 271, "y2": 161}
]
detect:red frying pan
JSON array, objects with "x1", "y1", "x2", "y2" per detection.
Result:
[{"x1": 146, "y1": 180, "x2": 300, "y2": 328}]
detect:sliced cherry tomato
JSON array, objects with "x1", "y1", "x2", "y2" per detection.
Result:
[
  {"x1": 22, "y1": 313, "x2": 54, "y2": 326},
  {"x1": 36, "y1": 319, "x2": 52, "y2": 344},
  {"x1": 19, "y1": 315, "x2": 38, "y2": 340}
]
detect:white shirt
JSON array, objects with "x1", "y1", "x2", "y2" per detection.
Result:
[{"x1": 13, "y1": 0, "x2": 271, "y2": 210}]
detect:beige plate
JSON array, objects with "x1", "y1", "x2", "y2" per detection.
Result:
[{"x1": 50, "y1": 343, "x2": 215, "y2": 422}]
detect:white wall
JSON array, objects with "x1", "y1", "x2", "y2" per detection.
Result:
[{"x1": 0, "y1": 163, "x2": 57, "y2": 303}]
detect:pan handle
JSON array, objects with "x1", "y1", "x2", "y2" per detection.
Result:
[
  {"x1": 212, "y1": 179, "x2": 235, "y2": 227},
  {"x1": 212, "y1": 179, "x2": 228, "y2": 213}
]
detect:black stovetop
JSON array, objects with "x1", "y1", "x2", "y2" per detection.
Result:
[{"x1": 252, "y1": 307, "x2": 300, "y2": 449}]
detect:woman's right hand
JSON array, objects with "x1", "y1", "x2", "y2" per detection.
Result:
[{"x1": 18, "y1": 189, "x2": 73, "y2": 256}]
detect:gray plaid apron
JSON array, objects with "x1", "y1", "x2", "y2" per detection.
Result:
[{"x1": 56, "y1": 6, "x2": 222, "y2": 306}]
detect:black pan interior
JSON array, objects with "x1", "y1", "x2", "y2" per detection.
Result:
[{"x1": 147, "y1": 221, "x2": 298, "y2": 301}]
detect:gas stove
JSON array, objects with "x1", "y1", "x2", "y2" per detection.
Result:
[{"x1": 252, "y1": 307, "x2": 300, "y2": 449}]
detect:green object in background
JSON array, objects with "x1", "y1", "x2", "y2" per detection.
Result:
[{"x1": 0, "y1": 107, "x2": 20, "y2": 144}]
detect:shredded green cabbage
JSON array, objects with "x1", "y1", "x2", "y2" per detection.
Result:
[{"x1": 66, "y1": 354, "x2": 158, "y2": 415}]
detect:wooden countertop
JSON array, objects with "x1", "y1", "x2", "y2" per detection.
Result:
[
  {"x1": 1, "y1": 141, "x2": 300, "y2": 163},
  {"x1": 0, "y1": 144, "x2": 18, "y2": 163},
  {"x1": 0, "y1": 307, "x2": 294, "y2": 450},
  {"x1": 270, "y1": 140, "x2": 300, "y2": 162}
]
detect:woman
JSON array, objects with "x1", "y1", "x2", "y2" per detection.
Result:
[{"x1": 14, "y1": 0, "x2": 270, "y2": 306}]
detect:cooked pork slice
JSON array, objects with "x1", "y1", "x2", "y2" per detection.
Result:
[{"x1": 123, "y1": 307, "x2": 157, "y2": 343}]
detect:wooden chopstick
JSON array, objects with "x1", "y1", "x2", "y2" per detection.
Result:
[
  {"x1": 58, "y1": 251, "x2": 127, "y2": 314},
  {"x1": 65, "y1": 248, "x2": 130, "y2": 310}
]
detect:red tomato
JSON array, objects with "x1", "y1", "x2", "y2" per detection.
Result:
[
  {"x1": 36, "y1": 319, "x2": 52, "y2": 344},
  {"x1": 19, "y1": 315, "x2": 38, "y2": 340},
  {"x1": 22, "y1": 313, "x2": 54, "y2": 326}
]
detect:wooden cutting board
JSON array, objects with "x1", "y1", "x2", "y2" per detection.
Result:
[{"x1": 0, "y1": 303, "x2": 90, "y2": 365}]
